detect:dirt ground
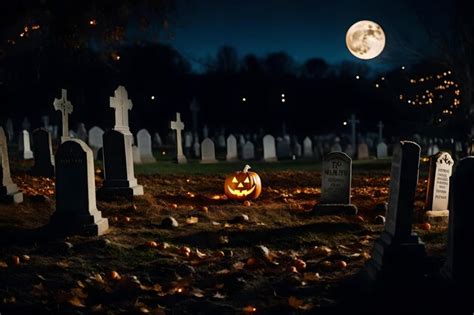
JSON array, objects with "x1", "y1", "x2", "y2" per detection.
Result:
[{"x1": 0, "y1": 163, "x2": 450, "y2": 314}]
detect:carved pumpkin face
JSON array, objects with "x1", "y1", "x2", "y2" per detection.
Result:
[{"x1": 224, "y1": 165, "x2": 262, "y2": 201}]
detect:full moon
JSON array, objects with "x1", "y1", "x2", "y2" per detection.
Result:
[{"x1": 345, "y1": 20, "x2": 385, "y2": 60}]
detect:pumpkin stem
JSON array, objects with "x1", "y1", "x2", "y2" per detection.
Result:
[{"x1": 243, "y1": 164, "x2": 251, "y2": 173}]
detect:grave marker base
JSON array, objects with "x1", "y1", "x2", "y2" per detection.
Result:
[
  {"x1": 98, "y1": 184, "x2": 144, "y2": 198},
  {"x1": 424, "y1": 210, "x2": 449, "y2": 224},
  {"x1": 312, "y1": 203, "x2": 358, "y2": 215},
  {"x1": 49, "y1": 212, "x2": 109, "y2": 236}
]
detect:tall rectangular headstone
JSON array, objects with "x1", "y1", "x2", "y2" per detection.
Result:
[
  {"x1": 303, "y1": 137, "x2": 313, "y2": 158},
  {"x1": 19, "y1": 130, "x2": 34, "y2": 160},
  {"x1": 364, "y1": 141, "x2": 426, "y2": 283},
  {"x1": 49, "y1": 139, "x2": 108, "y2": 236},
  {"x1": 424, "y1": 152, "x2": 453, "y2": 223},
  {"x1": 137, "y1": 129, "x2": 156, "y2": 163},
  {"x1": 30, "y1": 128, "x2": 55, "y2": 177},
  {"x1": 441, "y1": 157, "x2": 474, "y2": 287},
  {"x1": 376, "y1": 142, "x2": 388, "y2": 158},
  {"x1": 88, "y1": 126, "x2": 104, "y2": 159},
  {"x1": 242, "y1": 141, "x2": 255, "y2": 160},
  {"x1": 263, "y1": 135, "x2": 277, "y2": 162},
  {"x1": 0, "y1": 127, "x2": 23, "y2": 203},
  {"x1": 313, "y1": 152, "x2": 357, "y2": 215},
  {"x1": 201, "y1": 138, "x2": 217, "y2": 164},
  {"x1": 276, "y1": 137, "x2": 291, "y2": 159},
  {"x1": 226, "y1": 134, "x2": 238, "y2": 161},
  {"x1": 357, "y1": 142, "x2": 369, "y2": 159},
  {"x1": 98, "y1": 130, "x2": 144, "y2": 197}
]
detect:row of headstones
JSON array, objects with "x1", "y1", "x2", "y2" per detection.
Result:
[{"x1": 314, "y1": 143, "x2": 470, "y2": 286}]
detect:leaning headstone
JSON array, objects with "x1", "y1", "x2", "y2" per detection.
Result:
[
  {"x1": 358, "y1": 142, "x2": 369, "y2": 160},
  {"x1": 0, "y1": 127, "x2": 23, "y2": 203},
  {"x1": 132, "y1": 145, "x2": 143, "y2": 164},
  {"x1": 226, "y1": 134, "x2": 238, "y2": 161},
  {"x1": 88, "y1": 126, "x2": 104, "y2": 159},
  {"x1": 313, "y1": 152, "x2": 357, "y2": 215},
  {"x1": 376, "y1": 142, "x2": 388, "y2": 158},
  {"x1": 242, "y1": 141, "x2": 255, "y2": 160},
  {"x1": 263, "y1": 135, "x2": 277, "y2": 162},
  {"x1": 53, "y1": 89, "x2": 74, "y2": 143},
  {"x1": 363, "y1": 141, "x2": 426, "y2": 283},
  {"x1": 19, "y1": 130, "x2": 34, "y2": 160},
  {"x1": 49, "y1": 139, "x2": 108, "y2": 236},
  {"x1": 201, "y1": 138, "x2": 217, "y2": 164},
  {"x1": 30, "y1": 128, "x2": 55, "y2": 177},
  {"x1": 137, "y1": 129, "x2": 156, "y2": 163},
  {"x1": 170, "y1": 113, "x2": 187, "y2": 164},
  {"x1": 441, "y1": 157, "x2": 474, "y2": 287},
  {"x1": 424, "y1": 152, "x2": 453, "y2": 223},
  {"x1": 303, "y1": 137, "x2": 313, "y2": 158},
  {"x1": 98, "y1": 130, "x2": 144, "y2": 197}
]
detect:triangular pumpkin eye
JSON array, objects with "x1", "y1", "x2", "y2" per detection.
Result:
[
  {"x1": 244, "y1": 177, "x2": 250, "y2": 183},
  {"x1": 232, "y1": 177, "x2": 238, "y2": 183}
]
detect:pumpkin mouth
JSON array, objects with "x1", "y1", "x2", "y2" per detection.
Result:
[{"x1": 227, "y1": 185, "x2": 256, "y2": 197}]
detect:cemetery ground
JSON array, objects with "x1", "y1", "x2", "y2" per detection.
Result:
[{"x1": 0, "y1": 157, "x2": 450, "y2": 314}]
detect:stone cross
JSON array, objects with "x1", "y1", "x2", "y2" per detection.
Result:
[
  {"x1": 110, "y1": 86, "x2": 133, "y2": 134},
  {"x1": 377, "y1": 121, "x2": 384, "y2": 143},
  {"x1": 170, "y1": 112, "x2": 187, "y2": 164},
  {"x1": 53, "y1": 89, "x2": 73, "y2": 143},
  {"x1": 348, "y1": 114, "x2": 359, "y2": 154}
]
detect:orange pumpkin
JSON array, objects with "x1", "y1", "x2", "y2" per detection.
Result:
[{"x1": 224, "y1": 165, "x2": 262, "y2": 201}]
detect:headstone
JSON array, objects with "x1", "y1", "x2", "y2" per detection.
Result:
[
  {"x1": 263, "y1": 135, "x2": 277, "y2": 162},
  {"x1": 76, "y1": 123, "x2": 88, "y2": 141},
  {"x1": 441, "y1": 157, "x2": 474, "y2": 287},
  {"x1": 19, "y1": 130, "x2": 34, "y2": 160},
  {"x1": 276, "y1": 137, "x2": 291, "y2": 159},
  {"x1": 49, "y1": 139, "x2": 108, "y2": 236},
  {"x1": 242, "y1": 141, "x2": 255, "y2": 160},
  {"x1": 5, "y1": 119, "x2": 14, "y2": 142},
  {"x1": 22, "y1": 117, "x2": 31, "y2": 131},
  {"x1": 303, "y1": 137, "x2": 313, "y2": 158},
  {"x1": 30, "y1": 128, "x2": 55, "y2": 177},
  {"x1": 363, "y1": 141, "x2": 426, "y2": 283},
  {"x1": 294, "y1": 142, "x2": 302, "y2": 159},
  {"x1": 313, "y1": 152, "x2": 357, "y2": 215},
  {"x1": 88, "y1": 126, "x2": 104, "y2": 159},
  {"x1": 137, "y1": 129, "x2": 156, "y2": 163},
  {"x1": 358, "y1": 142, "x2": 369, "y2": 159},
  {"x1": 424, "y1": 152, "x2": 453, "y2": 223},
  {"x1": 154, "y1": 133, "x2": 162, "y2": 147},
  {"x1": 376, "y1": 142, "x2": 388, "y2": 158},
  {"x1": 202, "y1": 125, "x2": 209, "y2": 139},
  {"x1": 344, "y1": 144, "x2": 353, "y2": 157},
  {"x1": 217, "y1": 134, "x2": 226, "y2": 149},
  {"x1": 51, "y1": 125, "x2": 59, "y2": 140},
  {"x1": 226, "y1": 134, "x2": 238, "y2": 161},
  {"x1": 201, "y1": 138, "x2": 217, "y2": 164},
  {"x1": 98, "y1": 130, "x2": 144, "y2": 197},
  {"x1": 110, "y1": 86, "x2": 133, "y2": 135},
  {"x1": 132, "y1": 145, "x2": 143, "y2": 164},
  {"x1": 170, "y1": 113, "x2": 187, "y2": 164},
  {"x1": 53, "y1": 89, "x2": 74, "y2": 143},
  {"x1": 0, "y1": 127, "x2": 23, "y2": 203},
  {"x1": 193, "y1": 141, "x2": 201, "y2": 159},
  {"x1": 184, "y1": 131, "x2": 193, "y2": 157}
]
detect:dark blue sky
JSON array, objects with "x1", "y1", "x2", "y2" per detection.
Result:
[{"x1": 167, "y1": 0, "x2": 426, "y2": 71}]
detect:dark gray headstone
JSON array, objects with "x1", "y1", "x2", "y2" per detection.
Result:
[
  {"x1": 441, "y1": 157, "x2": 474, "y2": 286},
  {"x1": 49, "y1": 139, "x2": 108, "y2": 236},
  {"x1": 364, "y1": 141, "x2": 426, "y2": 283},
  {"x1": 30, "y1": 128, "x2": 55, "y2": 177},
  {"x1": 98, "y1": 130, "x2": 144, "y2": 197},
  {"x1": 0, "y1": 127, "x2": 23, "y2": 203}
]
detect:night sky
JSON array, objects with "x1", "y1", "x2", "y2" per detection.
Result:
[{"x1": 170, "y1": 0, "x2": 426, "y2": 71}]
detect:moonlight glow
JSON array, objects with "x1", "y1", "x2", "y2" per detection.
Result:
[{"x1": 345, "y1": 20, "x2": 385, "y2": 60}]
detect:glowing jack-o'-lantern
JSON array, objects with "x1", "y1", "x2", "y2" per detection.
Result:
[{"x1": 224, "y1": 165, "x2": 262, "y2": 201}]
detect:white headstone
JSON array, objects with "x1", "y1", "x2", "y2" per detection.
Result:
[
  {"x1": 263, "y1": 135, "x2": 277, "y2": 162},
  {"x1": 110, "y1": 86, "x2": 133, "y2": 135},
  {"x1": 170, "y1": 113, "x2": 187, "y2": 164},
  {"x1": 201, "y1": 138, "x2": 217, "y2": 164},
  {"x1": 425, "y1": 152, "x2": 453, "y2": 221},
  {"x1": 303, "y1": 137, "x2": 313, "y2": 158},
  {"x1": 88, "y1": 126, "x2": 104, "y2": 149},
  {"x1": 226, "y1": 134, "x2": 238, "y2": 161},
  {"x1": 137, "y1": 129, "x2": 156, "y2": 163},
  {"x1": 19, "y1": 130, "x2": 34, "y2": 160},
  {"x1": 53, "y1": 89, "x2": 74, "y2": 143}
]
